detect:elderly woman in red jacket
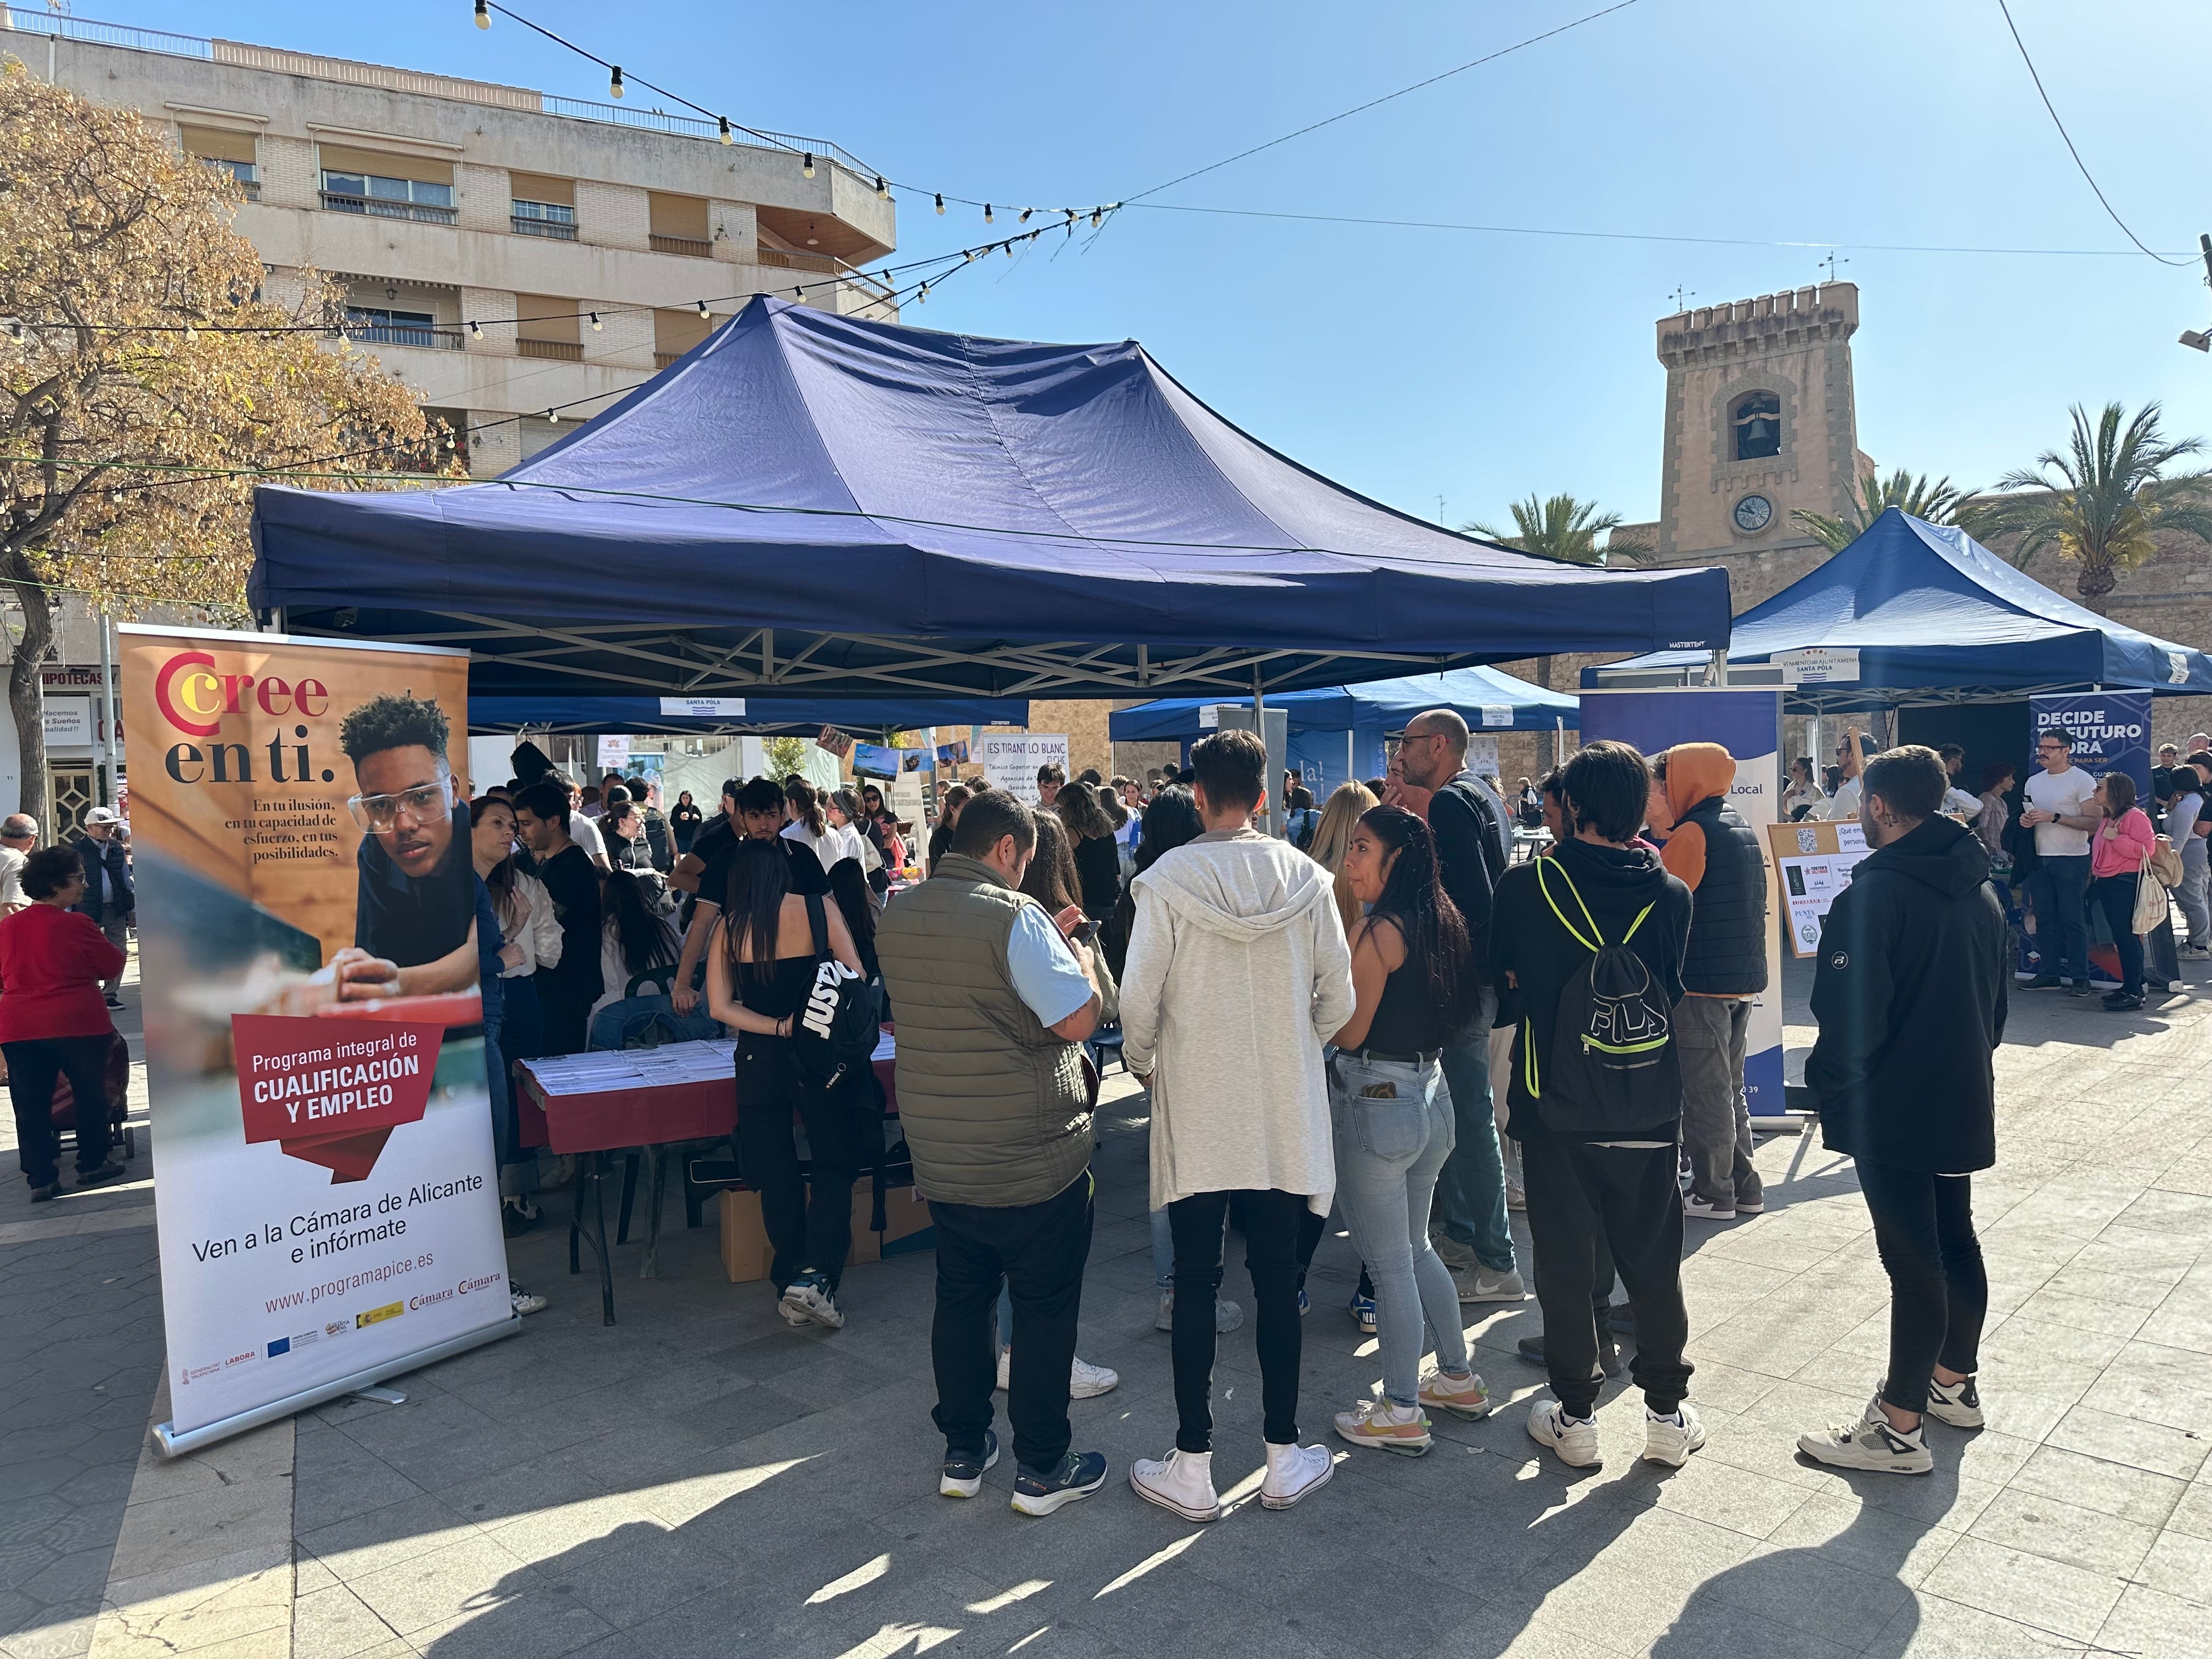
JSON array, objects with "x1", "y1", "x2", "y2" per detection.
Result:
[{"x1": 1, "y1": 843, "x2": 127, "y2": 1201}]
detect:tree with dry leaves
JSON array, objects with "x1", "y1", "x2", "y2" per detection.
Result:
[{"x1": 0, "y1": 61, "x2": 447, "y2": 819}]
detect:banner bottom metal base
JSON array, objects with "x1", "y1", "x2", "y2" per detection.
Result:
[{"x1": 151, "y1": 1316, "x2": 523, "y2": 1458}]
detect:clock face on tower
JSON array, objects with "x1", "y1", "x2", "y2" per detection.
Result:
[{"x1": 1733, "y1": 493, "x2": 1774, "y2": 534}]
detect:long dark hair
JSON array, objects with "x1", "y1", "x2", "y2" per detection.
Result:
[
  {"x1": 602, "y1": 869, "x2": 678, "y2": 979},
  {"x1": 1055, "y1": 779, "x2": 1116, "y2": 842},
  {"x1": 1358, "y1": 804, "x2": 1473, "y2": 1029},
  {"x1": 719, "y1": 839, "x2": 792, "y2": 992},
  {"x1": 2100, "y1": 771, "x2": 2138, "y2": 817},
  {"x1": 785, "y1": 775, "x2": 826, "y2": 838},
  {"x1": 827, "y1": 857, "x2": 879, "y2": 981},
  {"x1": 1022, "y1": 808, "x2": 1082, "y2": 912},
  {"x1": 1133, "y1": 785, "x2": 1202, "y2": 873},
  {"x1": 469, "y1": 797, "x2": 520, "y2": 929}
]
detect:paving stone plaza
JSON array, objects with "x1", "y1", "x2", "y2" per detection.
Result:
[{"x1": 4, "y1": 951, "x2": 2211, "y2": 1659}]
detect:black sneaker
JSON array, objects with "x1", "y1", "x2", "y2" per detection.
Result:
[
  {"x1": 2025, "y1": 974, "x2": 2062, "y2": 989},
  {"x1": 74, "y1": 1161, "x2": 127, "y2": 1190},
  {"x1": 2065, "y1": 980, "x2": 2094, "y2": 998},
  {"x1": 1517, "y1": 1332, "x2": 1624, "y2": 1379},
  {"x1": 104, "y1": 995, "x2": 125, "y2": 1009},
  {"x1": 1011, "y1": 1449, "x2": 1108, "y2": 1516},
  {"x1": 2102, "y1": 991, "x2": 2144, "y2": 1011},
  {"x1": 29, "y1": 1182, "x2": 60, "y2": 1204},
  {"x1": 940, "y1": 1429, "x2": 998, "y2": 1498}
]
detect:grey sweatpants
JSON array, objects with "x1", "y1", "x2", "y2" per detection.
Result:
[{"x1": 1676, "y1": 995, "x2": 1762, "y2": 1208}]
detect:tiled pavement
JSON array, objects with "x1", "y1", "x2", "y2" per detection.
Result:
[
  {"x1": 9, "y1": 950, "x2": 2212, "y2": 1659},
  {"x1": 1, "y1": 953, "x2": 161, "y2": 1659}
]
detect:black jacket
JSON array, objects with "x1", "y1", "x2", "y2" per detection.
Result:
[
  {"x1": 1432, "y1": 774, "x2": 1511, "y2": 989},
  {"x1": 73, "y1": 834, "x2": 133, "y2": 927},
  {"x1": 1807, "y1": 816, "x2": 2008, "y2": 1173},
  {"x1": 1676, "y1": 795, "x2": 1770, "y2": 996},
  {"x1": 1490, "y1": 836, "x2": 1692, "y2": 1142}
]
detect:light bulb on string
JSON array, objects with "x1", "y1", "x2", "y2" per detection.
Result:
[
  {"x1": 1090, "y1": 208, "x2": 1102, "y2": 228},
  {"x1": 917, "y1": 282, "x2": 928, "y2": 304},
  {"x1": 473, "y1": 0, "x2": 489, "y2": 25},
  {"x1": 546, "y1": 408, "x2": 560, "y2": 424},
  {"x1": 802, "y1": 153, "x2": 815, "y2": 178},
  {"x1": 874, "y1": 176, "x2": 888, "y2": 199},
  {"x1": 1019, "y1": 208, "x2": 1032, "y2": 223},
  {"x1": 467, "y1": 319, "x2": 482, "y2": 339},
  {"x1": 934, "y1": 193, "x2": 944, "y2": 215},
  {"x1": 589, "y1": 311, "x2": 602, "y2": 331},
  {"x1": 718, "y1": 117, "x2": 732, "y2": 144},
  {"x1": 696, "y1": 299, "x2": 709, "y2": 318},
  {"x1": 984, "y1": 204, "x2": 994, "y2": 224},
  {"x1": 1003, "y1": 240, "x2": 1012, "y2": 257},
  {"x1": 609, "y1": 66, "x2": 624, "y2": 99}
]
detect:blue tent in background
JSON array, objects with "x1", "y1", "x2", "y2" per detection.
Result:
[
  {"x1": 467, "y1": 693, "x2": 1027, "y2": 737},
  {"x1": 1590, "y1": 508, "x2": 2212, "y2": 708},
  {"x1": 250, "y1": 298, "x2": 1729, "y2": 702},
  {"x1": 1111, "y1": 666, "x2": 1578, "y2": 792}
]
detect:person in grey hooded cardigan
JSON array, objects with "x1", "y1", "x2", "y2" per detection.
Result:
[{"x1": 1119, "y1": 729, "x2": 1356, "y2": 1523}]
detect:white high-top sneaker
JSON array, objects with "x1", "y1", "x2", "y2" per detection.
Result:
[
  {"x1": 1260, "y1": 1441, "x2": 1334, "y2": 1510},
  {"x1": 1129, "y1": 1448, "x2": 1220, "y2": 1522}
]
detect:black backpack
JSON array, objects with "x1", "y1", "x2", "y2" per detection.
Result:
[
  {"x1": 1527, "y1": 857, "x2": 1680, "y2": 1134},
  {"x1": 789, "y1": 893, "x2": 877, "y2": 1092}
]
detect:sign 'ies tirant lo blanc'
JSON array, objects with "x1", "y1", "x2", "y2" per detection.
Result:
[{"x1": 121, "y1": 625, "x2": 516, "y2": 1452}]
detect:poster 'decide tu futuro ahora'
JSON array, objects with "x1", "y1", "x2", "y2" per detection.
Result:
[{"x1": 121, "y1": 625, "x2": 517, "y2": 1453}]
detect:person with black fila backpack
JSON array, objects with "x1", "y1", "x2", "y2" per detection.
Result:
[
  {"x1": 706, "y1": 838, "x2": 873, "y2": 1333},
  {"x1": 1490, "y1": 740, "x2": 1701, "y2": 1472}
]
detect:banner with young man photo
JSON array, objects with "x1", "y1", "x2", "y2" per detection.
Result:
[{"x1": 121, "y1": 626, "x2": 516, "y2": 1454}]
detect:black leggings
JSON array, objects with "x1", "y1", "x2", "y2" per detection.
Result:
[
  {"x1": 1856, "y1": 1160, "x2": 1988, "y2": 1415},
  {"x1": 1171, "y1": 1188, "x2": 1306, "y2": 1450},
  {"x1": 5, "y1": 1035, "x2": 112, "y2": 1189},
  {"x1": 735, "y1": 1037, "x2": 860, "y2": 1294},
  {"x1": 2090, "y1": 872, "x2": 2143, "y2": 996}
]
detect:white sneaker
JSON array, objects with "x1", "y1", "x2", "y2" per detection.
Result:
[
  {"x1": 1526, "y1": 1400, "x2": 1602, "y2": 1468},
  {"x1": 1454, "y1": 1265, "x2": 1527, "y2": 1304},
  {"x1": 1130, "y1": 1448, "x2": 1220, "y2": 1522},
  {"x1": 1642, "y1": 1403, "x2": 1708, "y2": 1467},
  {"x1": 1070, "y1": 1357, "x2": 1120, "y2": 1400},
  {"x1": 1430, "y1": 1230, "x2": 1479, "y2": 1271},
  {"x1": 509, "y1": 1290, "x2": 547, "y2": 1316},
  {"x1": 2179, "y1": 943, "x2": 2210, "y2": 960},
  {"x1": 1681, "y1": 1192, "x2": 1737, "y2": 1221},
  {"x1": 778, "y1": 1272, "x2": 844, "y2": 1329},
  {"x1": 1505, "y1": 1182, "x2": 1527, "y2": 1212},
  {"x1": 1924, "y1": 1374, "x2": 1984, "y2": 1429},
  {"x1": 1155, "y1": 1289, "x2": 1245, "y2": 1333},
  {"x1": 1797, "y1": 1396, "x2": 1934, "y2": 1475},
  {"x1": 1260, "y1": 1441, "x2": 1334, "y2": 1509}
]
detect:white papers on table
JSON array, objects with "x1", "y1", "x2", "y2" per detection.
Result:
[
  {"x1": 521, "y1": 1039, "x2": 738, "y2": 1097},
  {"x1": 871, "y1": 1030, "x2": 895, "y2": 1063}
]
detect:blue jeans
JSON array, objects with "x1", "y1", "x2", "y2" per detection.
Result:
[
  {"x1": 1435, "y1": 986, "x2": 1514, "y2": 1273},
  {"x1": 1329, "y1": 1051, "x2": 1470, "y2": 1406},
  {"x1": 2027, "y1": 854, "x2": 2091, "y2": 982}
]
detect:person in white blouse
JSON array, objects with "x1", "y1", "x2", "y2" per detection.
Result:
[{"x1": 471, "y1": 797, "x2": 565, "y2": 1237}]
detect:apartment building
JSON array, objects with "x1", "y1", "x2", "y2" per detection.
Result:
[{"x1": 2, "y1": 10, "x2": 898, "y2": 473}]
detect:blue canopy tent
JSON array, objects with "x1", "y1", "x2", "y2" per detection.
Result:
[
  {"x1": 467, "y1": 693, "x2": 1027, "y2": 738},
  {"x1": 250, "y1": 298, "x2": 1729, "y2": 703},
  {"x1": 1110, "y1": 665, "x2": 1579, "y2": 793},
  {"x1": 1587, "y1": 508, "x2": 2212, "y2": 710}
]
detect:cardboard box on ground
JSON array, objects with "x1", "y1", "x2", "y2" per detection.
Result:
[{"x1": 719, "y1": 1178, "x2": 934, "y2": 1282}]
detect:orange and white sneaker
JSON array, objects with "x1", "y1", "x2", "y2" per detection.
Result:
[
  {"x1": 1418, "y1": 1368, "x2": 1493, "y2": 1421},
  {"x1": 1333, "y1": 1398, "x2": 1434, "y2": 1457}
]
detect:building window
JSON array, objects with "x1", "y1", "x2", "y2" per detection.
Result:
[
  {"x1": 179, "y1": 124, "x2": 260, "y2": 201},
  {"x1": 512, "y1": 198, "x2": 577, "y2": 240},
  {"x1": 343, "y1": 306, "x2": 458, "y2": 349},
  {"x1": 318, "y1": 148, "x2": 457, "y2": 224},
  {"x1": 1733, "y1": 392, "x2": 1781, "y2": 460},
  {"x1": 648, "y1": 190, "x2": 711, "y2": 258}
]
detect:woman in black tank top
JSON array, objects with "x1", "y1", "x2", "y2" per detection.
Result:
[
  {"x1": 705, "y1": 839, "x2": 868, "y2": 1333},
  {"x1": 1323, "y1": 806, "x2": 1488, "y2": 1453}
]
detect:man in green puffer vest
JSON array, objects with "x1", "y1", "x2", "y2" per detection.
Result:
[{"x1": 877, "y1": 792, "x2": 1112, "y2": 1519}]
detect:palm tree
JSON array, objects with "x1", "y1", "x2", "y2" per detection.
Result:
[
  {"x1": 1465, "y1": 493, "x2": 1652, "y2": 566},
  {"x1": 1792, "y1": 469, "x2": 1972, "y2": 552},
  {"x1": 1965, "y1": 402, "x2": 2212, "y2": 603}
]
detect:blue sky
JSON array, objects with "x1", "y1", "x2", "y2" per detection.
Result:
[{"x1": 78, "y1": 0, "x2": 2212, "y2": 528}]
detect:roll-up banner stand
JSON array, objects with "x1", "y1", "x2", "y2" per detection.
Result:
[
  {"x1": 120, "y1": 625, "x2": 518, "y2": 1456},
  {"x1": 1577, "y1": 688, "x2": 1792, "y2": 1126}
]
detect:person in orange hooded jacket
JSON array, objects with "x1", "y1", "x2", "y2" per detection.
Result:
[{"x1": 1658, "y1": 744, "x2": 1771, "y2": 1221}]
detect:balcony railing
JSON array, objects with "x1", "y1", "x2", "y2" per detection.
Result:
[
  {"x1": 321, "y1": 191, "x2": 457, "y2": 225},
  {"x1": 512, "y1": 215, "x2": 578, "y2": 241},
  {"x1": 758, "y1": 248, "x2": 836, "y2": 274},
  {"x1": 649, "y1": 233, "x2": 712, "y2": 258},
  {"x1": 654, "y1": 352, "x2": 683, "y2": 369},
  {"x1": 517, "y1": 338, "x2": 583, "y2": 362},
  {"x1": 343, "y1": 324, "x2": 464, "y2": 351}
]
